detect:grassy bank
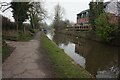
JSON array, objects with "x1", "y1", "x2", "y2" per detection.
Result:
[
  {"x1": 40, "y1": 32, "x2": 94, "y2": 78},
  {"x1": 2, "y1": 41, "x2": 15, "y2": 62}
]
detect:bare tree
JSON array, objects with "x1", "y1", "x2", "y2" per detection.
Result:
[
  {"x1": 53, "y1": 3, "x2": 65, "y2": 32},
  {"x1": 0, "y1": 2, "x2": 10, "y2": 12},
  {"x1": 28, "y1": 1, "x2": 47, "y2": 29}
]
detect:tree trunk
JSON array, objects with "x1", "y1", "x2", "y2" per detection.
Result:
[
  {"x1": 23, "y1": 25, "x2": 26, "y2": 34},
  {"x1": 16, "y1": 16, "x2": 19, "y2": 39},
  {"x1": 30, "y1": 12, "x2": 34, "y2": 29},
  {"x1": 16, "y1": 22, "x2": 19, "y2": 40},
  {"x1": 16, "y1": 16, "x2": 19, "y2": 34},
  {"x1": 16, "y1": 22, "x2": 18, "y2": 34}
]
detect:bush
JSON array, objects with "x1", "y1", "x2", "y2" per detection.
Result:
[
  {"x1": 3, "y1": 35, "x2": 18, "y2": 41},
  {"x1": 95, "y1": 13, "x2": 117, "y2": 42},
  {"x1": 18, "y1": 32, "x2": 33, "y2": 41},
  {"x1": 29, "y1": 28, "x2": 35, "y2": 33}
]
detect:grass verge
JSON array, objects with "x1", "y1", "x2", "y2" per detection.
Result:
[
  {"x1": 17, "y1": 32, "x2": 33, "y2": 41},
  {"x1": 2, "y1": 41, "x2": 15, "y2": 62},
  {"x1": 3, "y1": 29, "x2": 39, "y2": 41},
  {"x1": 40, "y1": 32, "x2": 94, "y2": 78}
]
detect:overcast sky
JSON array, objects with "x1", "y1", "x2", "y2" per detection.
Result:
[{"x1": 0, "y1": 0, "x2": 113, "y2": 24}]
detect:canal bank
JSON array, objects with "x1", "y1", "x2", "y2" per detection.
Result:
[
  {"x1": 60, "y1": 30, "x2": 120, "y2": 47},
  {"x1": 46, "y1": 30, "x2": 119, "y2": 78},
  {"x1": 40, "y1": 32, "x2": 94, "y2": 78}
]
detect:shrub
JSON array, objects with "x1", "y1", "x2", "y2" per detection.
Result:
[
  {"x1": 29, "y1": 28, "x2": 35, "y2": 33},
  {"x1": 95, "y1": 13, "x2": 117, "y2": 42}
]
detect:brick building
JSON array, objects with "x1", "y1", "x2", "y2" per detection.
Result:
[
  {"x1": 76, "y1": 9, "x2": 91, "y2": 31},
  {"x1": 76, "y1": 0, "x2": 120, "y2": 31}
]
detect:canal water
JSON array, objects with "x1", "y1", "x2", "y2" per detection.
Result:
[{"x1": 46, "y1": 31, "x2": 120, "y2": 78}]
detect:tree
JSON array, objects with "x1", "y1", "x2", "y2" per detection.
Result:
[
  {"x1": 0, "y1": 2, "x2": 10, "y2": 12},
  {"x1": 53, "y1": 3, "x2": 64, "y2": 32},
  {"x1": 117, "y1": 1, "x2": 120, "y2": 31},
  {"x1": 89, "y1": 0, "x2": 104, "y2": 30},
  {"x1": 95, "y1": 13, "x2": 117, "y2": 42},
  {"x1": 28, "y1": 1, "x2": 47, "y2": 29},
  {"x1": 10, "y1": 0, "x2": 31, "y2": 34}
]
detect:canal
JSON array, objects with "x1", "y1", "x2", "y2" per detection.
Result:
[{"x1": 46, "y1": 30, "x2": 120, "y2": 78}]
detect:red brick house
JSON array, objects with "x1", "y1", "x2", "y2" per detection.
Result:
[
  {"x1": 76, "y1": 9, "x2": 92, "y2": 31},
  {"x1": 75, "y1": 0, "x2": 120, "y2": 31},
  {"x1": 108, "y1": 13, "x2": 119, "y2": 25}
]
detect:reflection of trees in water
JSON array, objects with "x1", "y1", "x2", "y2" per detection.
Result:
[
  {"x1": 75, "y1": 38, "x2": 119, "y2": 77},
  {"x1": 53, "y1": 33, "x2": 69, "y2": 46},
  {"x1": 53, "y1": 33, "x2": 119, "y2": 77}
]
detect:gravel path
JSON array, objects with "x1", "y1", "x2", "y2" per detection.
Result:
[{"x1": 2, "y1": 32, "x2": 55, "y2": 78}]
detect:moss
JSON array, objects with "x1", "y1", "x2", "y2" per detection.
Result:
[{"x1": 40, "y1": 32, "x2": 94, "y2": 78}]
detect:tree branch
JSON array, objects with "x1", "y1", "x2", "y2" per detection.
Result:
[{"x1": 0, "y1": 2, "x2": 10, "y2": 12}]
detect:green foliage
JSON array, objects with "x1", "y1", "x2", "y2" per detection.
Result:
[
  {"x1": 95, "y1": 13, "x2": 116, "y2": 42},
  {"x1": 89, "y1": 2, "x2": 104, "y2": 30},
  {"x1": 10, "y1": 1, "x2": 31, "y2": 33},
  {"x1": 28, "y1": 28, "x2": 35, "y2": 33},
  {"x1": 11, "y1": 2, "x2": 30, "y2": 24},
  {"x1": 17, "y1": 31, "x2": 33, "y2": 41}
]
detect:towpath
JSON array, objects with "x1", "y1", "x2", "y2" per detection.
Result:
[{"x1": 2, "y1": 32, "x2": 55, "y2": 78}]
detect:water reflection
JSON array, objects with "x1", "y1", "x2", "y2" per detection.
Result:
[
  {"x1": 46, "y1": 30, "x2": 54, "y2": 40},
  {"x1": 53, "y1": 33, "x2": 69, "y2": 46},
  {"x1": 46, "y1": 31, "x2": 119, "y2": 78},
  {"x1": 59, "y1": 42, "x2": 86, "y2": 68}
]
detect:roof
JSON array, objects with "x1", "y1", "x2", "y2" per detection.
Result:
[
  {"x1": 104, "y1": 2, "x2": 110, "y2": 6},
  {"x1": 77, "y1": 1, "x2": 120, "y2": 16},
  {"x1": 77, "y1": 9, "x2": 89, "y2": 15},
  {"x1": 77, "y1": 2, "x2": 110, "y2": 15}
]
